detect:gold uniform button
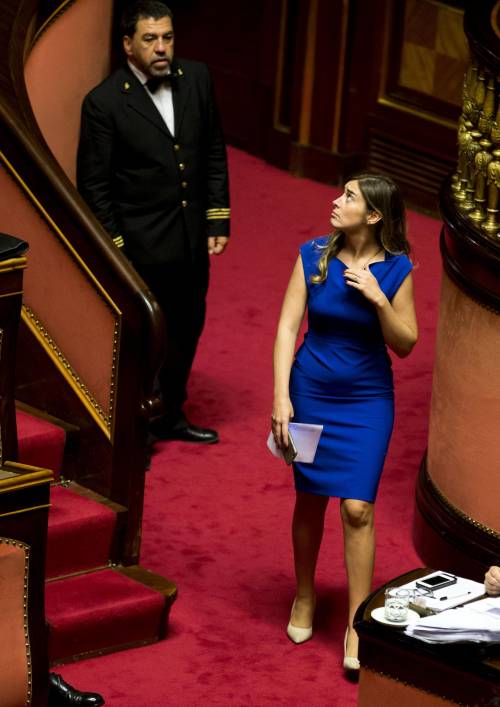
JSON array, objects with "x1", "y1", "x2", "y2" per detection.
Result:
[
  {"x1": 179, "y1": 162, "x2": 185, "y2": 171},
  {"x1": 174, "y1": 144, "x2": 180, "y2": 151},
  {"x1": 182, "y1": 200, "x2": 188, "y2": 207},
  {"x1": 181, "y1": 181, "x2": 188, "y2": 188}
]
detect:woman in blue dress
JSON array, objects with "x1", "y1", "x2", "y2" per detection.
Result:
[{"x1": 271, "y1": 174, "x2": 418, "y2": 670}]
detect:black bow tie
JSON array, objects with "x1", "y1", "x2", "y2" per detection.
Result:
[{"x1": 146, "y1": 74, "x2": 176, "y2": 93}]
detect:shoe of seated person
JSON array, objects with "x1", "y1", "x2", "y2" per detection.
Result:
[
  {"x1": 150, "y1": 417, "x2": 218, "y2": 444},
  {"x1": 48, "y1": 673, "x2": 105, "y2": 706}
]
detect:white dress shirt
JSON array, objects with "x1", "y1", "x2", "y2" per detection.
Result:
[{"x1": 128, "y1": 60, "x2": 175, "y2": 136}]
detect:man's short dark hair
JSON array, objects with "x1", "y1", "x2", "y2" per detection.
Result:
[{"x1": 121, "y1": 1, "x2": 173, "y2": 37}]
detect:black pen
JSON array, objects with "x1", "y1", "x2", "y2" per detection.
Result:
[{"x1": 439, "y1": 590, "x2": 472, "y2": 601}]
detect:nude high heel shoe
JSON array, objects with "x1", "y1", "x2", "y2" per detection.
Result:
[
  {"x1": 343, "y1": 627, "x2": 360, "y2": 671},
  {"x1": 286, "y1": 599, "x2": 314, "y2": 644}
]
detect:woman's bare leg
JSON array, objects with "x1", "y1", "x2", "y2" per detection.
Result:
[
  {"x1": 340, "y1": 498, "x2": 375, "y2": 657},
  {"x1": 290, "y1": 490, "x2": 329, "y2": 627}
]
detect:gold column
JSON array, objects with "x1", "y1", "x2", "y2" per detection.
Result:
[
  {"x1": 482, "y1": 79, "x2": 500, "y2": 237},
  {"x1": 452, "y1": 62, "x2": 500, "y2": 238}
]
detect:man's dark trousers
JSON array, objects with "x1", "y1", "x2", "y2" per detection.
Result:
[{"x1": 135, "y1": 252, "x2": 209, "y2": 428}]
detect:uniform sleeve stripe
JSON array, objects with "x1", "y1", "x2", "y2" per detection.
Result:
[
  {"x1": 113, "y1": 236, "x2": 124, "y2": 248},
  {"x1": 206, "y1": 214, "x2": 230, "y2": 220}
]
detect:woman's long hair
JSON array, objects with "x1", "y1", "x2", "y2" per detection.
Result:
[{"x1": 311, "y1": 173, "x2": 411, "y2": 284}]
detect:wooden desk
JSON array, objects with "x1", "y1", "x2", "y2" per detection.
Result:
[{"x1": 355, "y1": 569, "x2": 500, "y2": 707}]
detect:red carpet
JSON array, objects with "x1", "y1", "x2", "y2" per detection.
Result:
[
  {"x1": 17, "y1": 409, "x2": 65, "y2": 478},
  {"x1": 15, "y1": 411, "x2": 170, "y2": 660},
  {"x1": 46, "y1": 570, "x2": 167, "y2": 662},
  {"x1": 55, "y1": 147, "x2": 442, "y2": 705}
]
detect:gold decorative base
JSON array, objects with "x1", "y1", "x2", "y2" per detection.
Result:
[
  {"x1": 468, "y1": 207, "x2": 486, "y2": 221},
  {"x1": 481, "y1": 221, "x2": 500, "y2": 236}
]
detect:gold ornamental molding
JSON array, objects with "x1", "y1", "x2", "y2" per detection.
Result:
[
  {"x1": 0, "y1": 328, "x2": 2, "y2": 466},
  {"x1": 0, "y1": 504, "x2": 51, "y2": 519},
  {"x1": 441, "y1": 266, "x2": 500, "y2": 317},
  {"x1": 377, "y1": 97, "x2": 457, "y2": 131},
  {"x1": 0, "y1": 257, "x2": 27, "y2": 274},
  {"x1": 0, "y1": 537, "x2": 32, "y2": 706},
  {"x1": 0, "y1": 151, "x2": 121, "y2": 440},
  {"x1": 0, "y1": 290, "x2": 23, "y2": 299},
  {"x1": 31, "y1": 0, "x2": 77, "y2": 48},
  {"x1": 0, "y1": 462, "x2": 53, "y2": 494},
  {"x1": 450, "y1": 12, "x2": 500, "y2": 240},
  {"x1": 22, "y1": 304, "x2": 119, "y2": 439},
  {"x1": 421, "y1": 0, "x2": 463, "y2": 11},
  {"x1": 492, "y1": 0, "x2": 500, "y2": 39},
  {"x1": 427, "y1": 468, "x2": 500, "y2": 541},
  {"x1": 0, "y1": 153, "x2": 121, "y2": 315}
]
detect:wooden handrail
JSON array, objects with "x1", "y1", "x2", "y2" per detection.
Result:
[{"x1": 0, "y1": 98, "x2": 166, "y2": 393}]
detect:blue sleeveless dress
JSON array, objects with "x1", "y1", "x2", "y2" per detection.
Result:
[{"x1": 289, "y1": 237, "x2": 413, "y2": 502}]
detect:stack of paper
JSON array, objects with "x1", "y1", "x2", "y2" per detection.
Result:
[{"x1": 405, "y1": 597, "x2": 500, "y2": 644}]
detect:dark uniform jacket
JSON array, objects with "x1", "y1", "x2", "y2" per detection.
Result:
[{"x1": 77, "y1": 59, "x2": 230, "y2": 265}]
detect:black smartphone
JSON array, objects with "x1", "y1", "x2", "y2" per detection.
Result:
[{"x1": 282, "y1": 431, "x2": 298, "y2": 465}]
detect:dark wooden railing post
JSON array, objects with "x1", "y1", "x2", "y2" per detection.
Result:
[
  {"x1": 0, "y1": 235, "x2": 51, "y2": 706},
  {"x1": 0, "y1": 466, "x2": 52, "y2": 707},
  {"x1": 0, "y1": 234, "x2": 28, "y2": 464}
]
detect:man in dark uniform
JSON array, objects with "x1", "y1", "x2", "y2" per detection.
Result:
[{"x1": 77, "y1": 0, "x2": 229, "y2": 443}]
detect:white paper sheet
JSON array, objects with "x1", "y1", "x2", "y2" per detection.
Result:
[
  {"x1": 399, "y1": 573, "x2": 485, "y2": 612},
  {"x1": 267, "y1": 422, "x2": 323, "y2": 463},
  {"x1": 405, "y1": 597, "x2": 500, "y2": 644}
]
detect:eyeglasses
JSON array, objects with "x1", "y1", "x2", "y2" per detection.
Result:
[
  {"x1": 412, "y1": 586, "x2": 436, "y2": 598},
  {"x1": 410, "y1": 586, "x2": 437, "y2": 607}
]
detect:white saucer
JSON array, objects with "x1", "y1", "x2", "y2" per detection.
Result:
[{"x1": 371, "y1": 607, "x2": 420, "y2": 627}]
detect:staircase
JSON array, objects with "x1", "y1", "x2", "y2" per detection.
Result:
[
  {"x1": 0, "y1": 0, "x2": 178, "y2": 684},
  {"x1": 17, "y1": 407, "x2": 177, "y2": 665}
]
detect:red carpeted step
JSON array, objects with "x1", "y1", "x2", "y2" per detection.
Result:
[
  {"x1": 46, "y1": 567, "x2": 174, "y2": 663},
  {"x1": 47, "y1": 486, "x2": 118, "y2": 579},
  {"x1": 16, "y1": 409, "x2": 66, "y2": 480}
]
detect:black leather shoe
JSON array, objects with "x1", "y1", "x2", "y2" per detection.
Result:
[
  {"x1": 48, "y1": 673, "x2": 105, "y2": 706},
  {"x1": 166, "y1": 423, "x2": 219, "y2": 443},
  {"x1": 153, "y1": 422, "x2": 219, "y2": 443}
]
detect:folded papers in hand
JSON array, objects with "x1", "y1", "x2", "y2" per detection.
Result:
[
  {"x1": 267, "y1": 422, "x2": 323, "y2": 463},
  {"x1": 405, "y1": 597, "x2": 500, "y2": 644}
]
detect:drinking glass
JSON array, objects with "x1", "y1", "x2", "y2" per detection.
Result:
[{"x1": 384, "y1": 587, "x2": 411, "y2": 622}]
